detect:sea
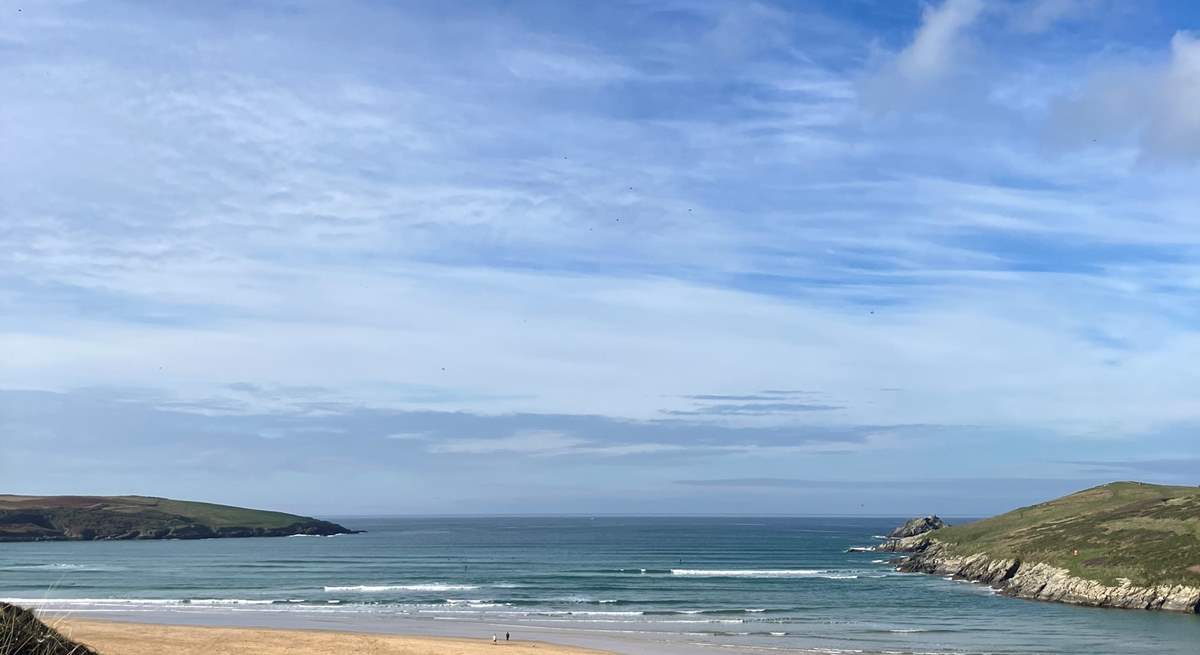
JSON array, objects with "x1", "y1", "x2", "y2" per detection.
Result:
[{"x1": 3, "y1": 517, "x2": 1198, "y2": 655}]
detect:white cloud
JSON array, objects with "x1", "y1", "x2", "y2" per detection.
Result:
[
  {"x1": 385, "y1": 432, "x2": 429, "y2": 441},
  {"x1": 860, "y1": 0, "x2": 985, "y2": 109},
  {"x1": 4, "y1": 0, "x2": 1200, "y2": 448},
  {"x1": 1049, "y1": 31, "x2": 1200, "y2": 161},
  {"x1": 895, "y1": 0, "x2": 985, "y2": 84},
  {"x1": 424, "y1": 431, "x2": 699, "y2": 457},
  {"x1": 1145, "y1": 31, "x2": 1200, "y2": 159},
  {"x1": 427, "y1": 431, "x2": 589, "y2": 455},
  {"x1": 505, "y1": 48, "x2": 637, "y2": 82},
  {"x1": 419, "y1": 428, "x2": 897, "y2": 459},
  {"x1": 1009, "y1": 0, "x2": 1093, "y2": 34}
]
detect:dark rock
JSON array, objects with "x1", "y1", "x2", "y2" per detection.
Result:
[
  {"x1": 896, "y1": 540, "x2": 1200, "y2": 613},
  {"x1": 888, "y1": 515, "x2": 947, "y2": 538}
]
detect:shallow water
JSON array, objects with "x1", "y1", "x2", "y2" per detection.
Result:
[{"x1": 4, "y1": 517, "x2": 1198, "y2": 654}]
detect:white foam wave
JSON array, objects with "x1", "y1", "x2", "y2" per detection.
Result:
[
  {"x1": 444, "y1": 599, "x2": 505, "y2": 608},
  {"x1": 539, "y1": 610, "x2": 644, "y2": 616},
  {"x1": 4, "y1": 598, "x2": 180, "y2": 606},
  {"x1": 186, "y1": 599, "x2": 275, "y2": 605},
  {"x1": 323, "y1": 584, "x2": 479, "y2": 592},
  {"x1": 0, "y1": 563, "x2": 122, "y2": 572},
  {"x1": 670, "y1": 569, "x2": 831, "y2": 578},
  {"x1": 3, "y1": 598, "x2": 272, "y2": 607}
]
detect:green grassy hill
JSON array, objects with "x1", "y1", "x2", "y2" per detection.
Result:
[
  {"x1": 929, "y1": 481, "x2": 1200, "y2": 587},
  {"x1": 0, "y1": 495, "x2": 356, "y2": 541}
]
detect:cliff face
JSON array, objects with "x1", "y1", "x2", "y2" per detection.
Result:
[{"x1": 896, "y1": 538, "x2": 1200, "y2": 613}]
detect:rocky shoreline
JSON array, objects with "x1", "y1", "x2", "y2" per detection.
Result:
[{"x1": 892, "y1": 535, "x2": 1200, "y2": 613}]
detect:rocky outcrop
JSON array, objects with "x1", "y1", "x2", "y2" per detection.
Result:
[
  {"x1": 873, "y1": 533, "x2": 933, "y2": 552},
  {"x1": 0, "y1": 602, "x2": 99, "y2": 655},
  {"x1": 848, "y1": 517, "x2": 947, "y2": 553},
  {"x1": 896, "y1": 539, "x2": 1200, "y2": 613},
  {"x1": 888, "y1": 515, "x2": 947, "y2": 538}
]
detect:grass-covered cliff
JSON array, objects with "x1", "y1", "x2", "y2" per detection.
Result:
[
  {"x1": 0, "y1": 495, "x2": 357, "y2": 542},
  {"x1": 895, "y1": 481, "x2": 1200, "y2": 612},
  {"x1": 927, "y1": 481, "x2": 1200, "y2": 587}
]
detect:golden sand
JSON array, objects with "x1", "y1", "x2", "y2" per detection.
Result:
[{"x1": 57, "y1": 619, "x2": 613, "y2": 655}]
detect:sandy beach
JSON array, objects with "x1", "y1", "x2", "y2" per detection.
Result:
[{"x1": 56, "y1": 619, "x2": 613, "y2": 655}]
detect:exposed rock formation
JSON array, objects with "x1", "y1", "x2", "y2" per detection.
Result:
[
  {"x1": 847, "y1": 517, "x2": 947, "y2": 553},
  {"x1": 873, "y1": 533, "x2": 932, "y2": 552},
  {"x1": 888, "y1": 515, "x2": 947, "y2": 538},
  {"x1": 895, "y1": 538, "x2": 1200, "y2": 613}
]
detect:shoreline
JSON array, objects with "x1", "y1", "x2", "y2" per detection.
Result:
[
  {"x1": 55, "y1": 618, "x2": 616, "y2": 655},
  {"x1": 40, "y1": 610, "x2": 718, "y2": 655},
  {"x1": 893, "y1": 537, "x2": 1200, "y2": 613}
]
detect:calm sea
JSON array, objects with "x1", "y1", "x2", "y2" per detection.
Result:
[{"x1": 3, "y1": 517, "x2": 1198, "y2": 654}]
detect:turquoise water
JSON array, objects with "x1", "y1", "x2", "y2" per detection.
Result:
[{"x1": 3, "y1": 517, "x2": 1198, "y2": 654}]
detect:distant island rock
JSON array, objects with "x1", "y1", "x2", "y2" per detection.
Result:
[
  {"x1": 0, "y1": 495, "x2": 359, "y2": 542},
  {"x1": 890, "y1": 482, "x2": 1200, "y2": 613},
  {"x1": 887, "y1": 515, "x2": 947, "y2": 539}
]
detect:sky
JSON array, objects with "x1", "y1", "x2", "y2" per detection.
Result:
[{"x1": 2, "y1": 0, "x2": 1200, "y2": 517}]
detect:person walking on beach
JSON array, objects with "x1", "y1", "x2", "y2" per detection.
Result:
[
  {"x1": 506, "y1": 632, "x2": 510, "y2": 642},
  {"x1": 492, "y1": 634, "x2": 497, "y2": 645}
]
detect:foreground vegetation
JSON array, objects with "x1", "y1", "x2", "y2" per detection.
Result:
[
  {"x1": 930, "y1": 481, "x2": 1200, "y2": 587},
  {"x1": 0, "y1": 603, "x2": 97, "y2": 655}
]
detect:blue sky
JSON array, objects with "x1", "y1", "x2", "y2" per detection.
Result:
[{"x1": 3, "y1": 0, "x2": 1200, "y2": 516}]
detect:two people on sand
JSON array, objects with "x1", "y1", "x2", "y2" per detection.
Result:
[{"x1": 491, "y1": 632, "x2": 511, "y2": 644}]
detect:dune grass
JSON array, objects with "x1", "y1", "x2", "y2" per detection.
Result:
[{"x1": 0, "y1": 603, "x2": 97, "y2": 655}]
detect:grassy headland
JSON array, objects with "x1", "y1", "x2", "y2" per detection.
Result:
[
  {"x1": 0, "y1": 495, "x2": 356, "y2": 541},
  {"x1": 927, "y1": 481, "x2": 1200, "y2": 587}
]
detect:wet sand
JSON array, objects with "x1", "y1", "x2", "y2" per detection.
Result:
[{"x1": 57, "y1": 619, "x2": 614, "y2": 655}]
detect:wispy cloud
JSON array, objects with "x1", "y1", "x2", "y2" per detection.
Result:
[
  {"x1": 1049, "y1": 30, "x2": 1200, "y2": 160},
  {"x1": 673, "y1": 477, "x2": 1100, "y2": 489},
  {"x1": 1059, "y1": 458, "x2": 1200, "y2": 477},
  {"x1": 894, "y1": 0, "x2": 984, "y2": 84},
  {"x1": 427, "y1": 431, "x2": 590, "y2": 455},
  {"x1": 663, "y1": 403, "x2": 842, "y2": 416},
  {"x1": 862, "y1": 0, "x2": 984, "y2": 108},
  {"x1": 1007, "y1": 0, "x2": 1096, "y2": 34},
  {"x1": 3, "y1": 1, "x2": 1200, "y2": 511}
]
